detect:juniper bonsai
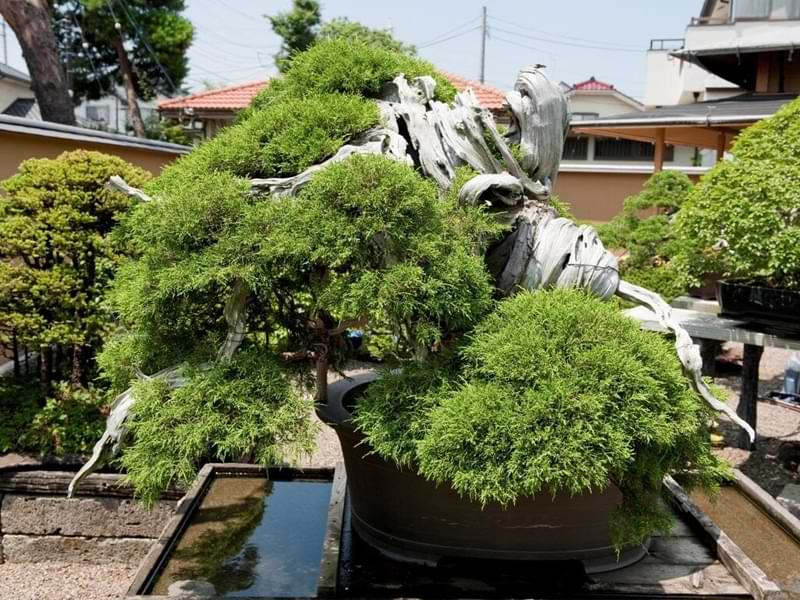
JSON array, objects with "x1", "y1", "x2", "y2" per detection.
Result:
[{"x1": 69, "y1": 39, "x2": 744, "y2": 543}]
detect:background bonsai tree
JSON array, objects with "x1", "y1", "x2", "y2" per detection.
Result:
[
  {"x1": 70, "y1": 40, "x2": 742, "y2": 547},
  {"x1": 598, "y1": 171, "x2": 692, "y2": 301},
  {"x1": 0, "y1": 150, "x2": 149, "y2": 454},
  {"x1": 673, "y1": 98, "x2": 800, "y2": 290}
]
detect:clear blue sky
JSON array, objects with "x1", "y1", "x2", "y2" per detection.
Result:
[{"x1": 2, "y1": 1, "x2": 702, "y2": 100}]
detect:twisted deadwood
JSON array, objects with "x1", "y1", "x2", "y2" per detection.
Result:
[{"x1": 70, "y1": 65, "x2": 753, "y2": 496}]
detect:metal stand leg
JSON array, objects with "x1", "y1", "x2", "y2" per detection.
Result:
[
  {"x1": 736, "y1": 344, "x2": 763, "y2": 450},
  {"x1": 698, "y1": 338, "x2": 719, "y2": 377}
]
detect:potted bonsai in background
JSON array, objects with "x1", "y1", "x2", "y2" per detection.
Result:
[
  {"x1": 68, "y1": 39, "x2": 740, "y2": 572},
  {"x1": 673, "y1": 98, "x2": 800, "y2": 335}
]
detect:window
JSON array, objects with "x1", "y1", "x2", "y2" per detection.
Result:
[
  {"x1": 734, "y1": 0, "x2": 800, "y2": 19},
  {"x1": 562, "y1": 136, "x2": 589, "y2": 160},
  {"x1": 594, "y1": 137, "x2": 674, "y2": 162},
  {"x1": 86, "y1": 105, "x2": 109, "y2": 123},
  {"x1": 571, "y1": 112, "x2": 600, "y2": 121}
]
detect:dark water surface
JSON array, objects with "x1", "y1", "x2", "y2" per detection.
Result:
[{"x1": 150, "y1": 476, "x2": 332, "y2": 597}]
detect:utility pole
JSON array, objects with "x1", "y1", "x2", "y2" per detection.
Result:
[
  {"x1": 479, "y1": 6, "x2": 487, "y2": 84},
  {"x1": 1, "y1": 17, "x2": 7, "y2": 64}
]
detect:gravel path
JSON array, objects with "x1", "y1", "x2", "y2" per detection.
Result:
[
  {"x1": 2, "y1": 350, "x2": 798, "y2": 599},
  {"x1": 0, "y1": 562, "x2": 136, "y2": 600}
]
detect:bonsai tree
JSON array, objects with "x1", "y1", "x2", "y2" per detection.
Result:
[
  {"x1": 673, "y1": 98, "x2": 800, "y2": 290},
  {"x1": 68, "y1": 40, "x2": 743, "y2": 549},
  {"x1": 0, "y1": 150, "x2": 149, "y2": 455},
  {"x1": 598, "y1": 171, "x2": 692, "y2": 301}
]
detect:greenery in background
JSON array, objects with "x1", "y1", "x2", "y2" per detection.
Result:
[
  {"x1": 673, "y1": 98, "x2": 800, "y2": 289},
  {"x1": 144, "y1": 115, "x2": 192, "y2": 146},
  {"x1": 54, "y1": 0, "x2": 194, "y2": 136},
  {"x1": 597, "y1": 171, "x2": 693, "y2": 301},
  {"x1": 267, "y1": 0, "x2": 322, "y2": 73},
  {"x1": 0, "y1": 150, "x2": 149, "y2": 456},
  {"x1": 100, "y1": 39, "x2": 490, "y2": 497},
  {"x1": 266, "y1": 0, "x2": 417, "y2": 73},
  {"x1": 356, "y1": 289, "x2": 730, "y2": 548}
]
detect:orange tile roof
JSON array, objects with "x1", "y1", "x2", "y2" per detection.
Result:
[
  {"x1": 159, "y1": 80, "x2": 268, "y2": 111},
  {"x1": 158, "y1": 73, "x2": 507, "y2": 112},
  {"x1": 440, "y1": 73, "x2": 507, "y2": 110}
]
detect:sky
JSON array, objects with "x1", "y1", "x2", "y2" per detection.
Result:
[{"x1": 1, "y1": 1, "x2": 703, "y2": 101}]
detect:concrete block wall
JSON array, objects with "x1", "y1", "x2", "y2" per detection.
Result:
[{"x1": 0, "y1": 472, "x2": 176, "y2": 565}]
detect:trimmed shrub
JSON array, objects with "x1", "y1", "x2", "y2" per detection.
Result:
[
  {"x1": 674, "y1": 118, "x2": 800, "y2": 289},
  {"x1": 598, "y1": 171, "x2": 692, "y2": 300},
  {"x1": 356, "y1": 289, "x2": 729, "y2": 547}
]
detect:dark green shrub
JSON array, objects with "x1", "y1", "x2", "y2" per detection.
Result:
[
  {"x1": 356, "y1": 289, "x2": 729, "y2": 547},
  {"x1": 673, "y1": 98, "x2": 800, "y2": 289},
  {"x1": 598, "y1": 171, "x2": 693, "y2": 300}
]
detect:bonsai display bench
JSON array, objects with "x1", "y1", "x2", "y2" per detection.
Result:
[
  {"x1": 626, "y1": 305, "x2": 800, "y2": 449},
  {"x1": 126, "y1": 464, "x2": 796, "y2": 599}
]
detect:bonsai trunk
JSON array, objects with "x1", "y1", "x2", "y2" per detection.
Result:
[
  {"x1": 113, "y1": 33, "x2": 146, "y2": 138},
  {"x1": 0, "y1": 0, "x2": 76, "y2": 125}
]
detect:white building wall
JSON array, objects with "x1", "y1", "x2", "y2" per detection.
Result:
[
  {"x1": 0, "y1": 78, "x2": 34, "y2": 113},
  {"x1": 644, "y1": 50, "x2": 739, "y2": 107}
]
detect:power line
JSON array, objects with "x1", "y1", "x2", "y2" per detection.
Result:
[
  {"x1": 489, "y1": 14, "x2": 642, "y2": 50},
  {"x1": 415, "y1": 14, "x2": 481, "y2": 47},
  {"x1": 113, "y1": 0, "x2": 180, "y2": 93},
  {"x1": 489, "y1": 24, "x2": 644, "y2": 54},
  {"x1": 491, "y1": 35, "x2": 553, "y2": 59},
  {"x1": 417, "y1": 26, "x2": 481, "y2": 49},
  {"x1": 214, "y1": 0, "x2": 268, "y2": 25},
  {"x1": 193, "y1": 23, "x2": 280, "y2": 51}
]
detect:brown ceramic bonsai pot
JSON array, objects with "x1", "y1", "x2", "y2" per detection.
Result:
[{"x1": 316, "y1": 372, "x2": 649, "y2": 574}]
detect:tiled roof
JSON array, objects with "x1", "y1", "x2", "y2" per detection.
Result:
[
  {"x1": 570, "y1": 77, "x2": 615, "y2": 91},
  {"x1": 158, "y1": 73, "x2": 507, "y2": 112},
  {"x1": 159, "y1": 81, "x2": 268, "y2": 111},
  {"x1": 440, "y1": 73, "x2": 507, "y2": 110}
]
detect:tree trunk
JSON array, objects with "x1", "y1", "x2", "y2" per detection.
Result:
[
  {"x1": 0, "y1": 0, "x2": 75, "y2": 125},
  {"x1": 39, "y1": 344, "x2": 52, "y2": 396},
  {"x1": 113, "y1": 33, "x2": 145, "y2": 137},
  {"x1": 70, "y1": 344, "x2": 87, "y2": 387}
]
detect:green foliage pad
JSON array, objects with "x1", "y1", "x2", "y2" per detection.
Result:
[{"x1": 357, "y1": 289, "x2": 729, "y2": 548}]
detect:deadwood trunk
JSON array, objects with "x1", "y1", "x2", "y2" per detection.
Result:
[{"x1": 0, "y1": 0, "x2": 75, "y2": 125}]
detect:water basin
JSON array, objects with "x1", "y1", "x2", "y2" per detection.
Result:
[{"x1": 149, "y1": 475, "x2": 332, "y2": 597}]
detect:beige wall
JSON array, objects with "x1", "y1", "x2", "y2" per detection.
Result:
[
  {"x1": 0, "y1": 79, "x2": 35, "y2": 114},
  {"x1": 555, "y1": 169, "x2": 701, "y2": 223},
  {"x1": 0, "y1": 131, "x2": 183, "y2": 181}
]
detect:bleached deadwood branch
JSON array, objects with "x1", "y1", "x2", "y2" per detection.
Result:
[
  {"x1": 617, "y1": 280, "x2": 756, "y2": 442},
  {"x1": 68, "y1": 278, "x2": 251, "y2": 497},
  {"x1": 106, "y1": 175, "x2": 153, "y2": 202}
]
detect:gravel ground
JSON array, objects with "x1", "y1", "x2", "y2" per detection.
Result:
[
  {"x1": 2, "y1": 350, "x2": 798, "y2": 599},
  {"x1": 0, "y1": 562, "x2": 136, "y2": 600}
]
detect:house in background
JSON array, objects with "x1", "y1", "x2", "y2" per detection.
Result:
[
  {"x1": 566, "y1": 0, "x2": 800, "y2": 221},
  {"x1": 0, "y1": 63, "x2": 36, "y2": 118},
  {"x1": 158, "y1": 75, "x2": 509, "y2": 141},
  {"x1": 0, "y1": 60, "x2": 157, "y2": 133}
]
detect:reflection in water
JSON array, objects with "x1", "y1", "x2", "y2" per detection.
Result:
[{"x1": 151, "y1": 476, "x2": 332, "y2": 597}]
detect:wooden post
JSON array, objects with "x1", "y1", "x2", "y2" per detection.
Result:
[
  {"x1": 716, "y1": 132, "x2": 727, "y2": 162},
  {"x1": 654, "y1": 128, "x2": 666, "y2": 172},
  {"x1": 756, "y1": 54, "x2": 771, "y2": 93},
  {"x1": 736, "y1": 344, "x2": 764, "y2": 450}
]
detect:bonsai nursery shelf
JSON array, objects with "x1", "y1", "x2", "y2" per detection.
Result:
[{"x1": 126, "y1": 464, "x2": 800, "y2": 599}]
